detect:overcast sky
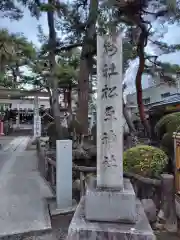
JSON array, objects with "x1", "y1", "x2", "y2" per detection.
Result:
[
  {"x1": 0, "y1": 6, "x2": 180, "y2": 62},
  {"x1": 0, "y1": 6, "x2": 180, "y2": 94}
]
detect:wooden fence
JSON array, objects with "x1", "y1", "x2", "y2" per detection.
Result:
[
  {"x1": 43, "y1": 154, "x2": 162, "y2": 200},
  {"x1": 36, "y1": 138, "x2": 177, "y2": 229}
]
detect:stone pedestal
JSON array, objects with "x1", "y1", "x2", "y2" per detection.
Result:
[
  {"x1": 85, "y1": 178, "x2": 136, "y2": 223},
  {"x1": 67, "y1": 197, "x2": 155, "y2": 240}
]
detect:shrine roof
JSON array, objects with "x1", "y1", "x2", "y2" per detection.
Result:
[{"x1": 0, "y1": 87, "x2": 49, "y2": 99}]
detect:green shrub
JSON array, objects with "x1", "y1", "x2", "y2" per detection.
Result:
[
  {"x1": 155, "y1": 112, "x2": 180, "y2": 137},
  {"x1": 123, "y1": 145, "x2": 168, "y2": 178},
  {"x1": 154, "y1": 112, "x2": 180, "y2": 155}
]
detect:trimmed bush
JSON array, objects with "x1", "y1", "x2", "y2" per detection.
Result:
[
  {"x1": 155, "y1": 112, "x2": 180, "y2": 137},
  {"x1": 123, "y1": 145, "x2": 168, "y2": 178},
  {"x1": 155, "y1": 112, "x2": 180, "y2": 155}
]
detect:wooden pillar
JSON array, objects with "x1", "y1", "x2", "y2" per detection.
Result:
[{"x1": 173, "y1": 132, "x2": 180, "y2": 194}]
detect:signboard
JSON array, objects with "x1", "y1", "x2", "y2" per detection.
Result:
[{"x1": 34, "y1": 115, "x2": 41, "y2": 137}]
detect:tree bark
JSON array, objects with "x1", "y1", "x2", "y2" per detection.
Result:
[
  {"x1": 136, "y1": 25, "x2": 151, "y2": 138},
  {"x1": 47, "y1": 0, "x2": 63, "y2": 139},
  {"x1": 77, "y1": 60, "x2": 89, "y2": 135},
  {"x1": 67, "y1": 85, "x2": 72, "y2": 114},
  {"x1": 123, "y1": 99, "x2": 136, "y2": 134},
  {"x1": 76, "y1": 0, "x2": 98, "y2": 135},
  {"x1": 47, "y1": 86, "x2": 53, "y2": 116},
  {"x1": 123, "y1": 99, "x2": 138, "y2": 146}
]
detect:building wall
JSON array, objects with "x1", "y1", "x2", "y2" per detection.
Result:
[
  {"x1": 126, "y1": 83, "x2": 178, "y2": 121},
  {"x1": 0, "y1": 98, "x2": 50, "y2": 110},
  {"x1": 0, "y1": 94, "x2": 78, "y2": 111},
  {"x1": 126, "y1": 83, "x2": 177, "y2": 106}
]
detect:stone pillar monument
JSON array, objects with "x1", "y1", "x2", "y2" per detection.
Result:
[
  {"x1": 96, "y1": 31, "x2": 123, "y2": 189},
  {"x1": 66, "y1": 32, "x2": 155, "y2": 240},
  {"x1": 33, "y1": 96, "x2": 41, "y2": 137}
]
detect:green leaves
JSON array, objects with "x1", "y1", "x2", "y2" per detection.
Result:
[
  {"x1": 123, "y1": 145, "x2": 168, "y2": 178},
  {"x1": 0, "y1": 28, "x2": 36, "y2": 88}
]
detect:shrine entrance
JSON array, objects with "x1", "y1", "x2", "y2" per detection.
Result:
[{"x1": 0, "y1": 87, "x2": 49, "y2": 135}]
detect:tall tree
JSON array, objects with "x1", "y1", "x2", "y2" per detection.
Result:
[
  {"x1": 111, "y1": 0, "x2": 180, "y2": 138},
  {"x1": 0, "y1": 29, "x2": 36, "y2": 88},
  {"x1": 61, "y1": 0, "x2": 98, "y2": 135}
]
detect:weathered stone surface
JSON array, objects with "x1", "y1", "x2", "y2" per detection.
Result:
[
  {"x1": 67, "y1": 197, "x2": 156, "y2": 240},
  {"x1": 85, "y1": 178, "x2": 136, "y2": 223},
  {"x1": 56, "y1": 140, "x2": 72, "y2": 210},
  {"x1": 96, "y1": 33, "x2": 123, "y2": 189},
  {"x1": 141, "y1": 199, "x2": 157, "y2": 223}
]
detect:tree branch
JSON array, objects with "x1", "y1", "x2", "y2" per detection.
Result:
[{"x1": 55, "y1": 42, "x2": 82, "y2": 53}]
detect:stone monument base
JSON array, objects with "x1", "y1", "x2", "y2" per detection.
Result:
[
  {"x1": 66, "y1": 197, "x2": 155, "y2": 240},
  {"x1": 85, "y1": 178, "x2": 136, "y2": 223}
]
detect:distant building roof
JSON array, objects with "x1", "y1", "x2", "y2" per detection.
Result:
[{"x1": 149, "y1": 93, "x2": 180, "y2": 111}]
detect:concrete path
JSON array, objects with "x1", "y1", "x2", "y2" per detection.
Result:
[
  {"x1": 0, "y1": 137, "x2": 53, "y2": 237},
  {"x1": 0, "y1": 136, "x2": 15, "y2": 150}
]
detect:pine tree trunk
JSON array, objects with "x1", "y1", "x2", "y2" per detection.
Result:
[
  {"x1": 47, "y1": 0, "x2": 62, "y2": 139},
  {"x1": 123, "y1": 99, "x2": 136, "y2": 134},
  {"x1": 67, "y1": 85, "x2": 72, "y2": 114},
  {"x1": 136, "y1": 27, "x2": 151, "y2": 139},
  {"x1": 47, "y1": 87, "x2": 53, "y2": 116},
  {"x1": 123, "y1": 99, "x2": 139, "y2": 146},
  {"x1": 77, "y1": 59, "x2": 89, "y2": 135},
  {"x1": 76, "y1": 0, "x2": 98, "y2": 135}
]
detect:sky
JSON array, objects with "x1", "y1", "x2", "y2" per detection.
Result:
[
  {"x1": 0, "y1": 6, "x2": 48, "y2": 47},
  {"x1": 0, "y1": 5, "x2": 180, "y2": 94}
]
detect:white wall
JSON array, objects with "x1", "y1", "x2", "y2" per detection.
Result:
[{"x1": 126, "y1": 83, "x2": 177, "y2": 106}]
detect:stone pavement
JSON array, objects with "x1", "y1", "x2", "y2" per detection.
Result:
[{"x1": 0, "y1": 137, "x2": 53, "y2": 238}]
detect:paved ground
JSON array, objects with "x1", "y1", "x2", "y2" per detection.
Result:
[
  {"x1": 0, "y1": 135, "x2": 179, "y2": 240},
  {"x1": 0, "y1": 136, "x2": 15, "y2": 150},
  {"x1": 0, "y1": 137, "x2": 53, "y2": 238}
]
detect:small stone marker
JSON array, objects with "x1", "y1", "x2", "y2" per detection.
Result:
[{"x1": 56, "y1": 140, "x2": 72, "y2": 209}]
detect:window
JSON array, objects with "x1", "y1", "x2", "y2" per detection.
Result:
[
  {"x1": 143, "y1": 97, "x2": 150, "y2": 105},
  {"x1": 161, "y1": 92, "x2": 170, "y2": 99}
]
